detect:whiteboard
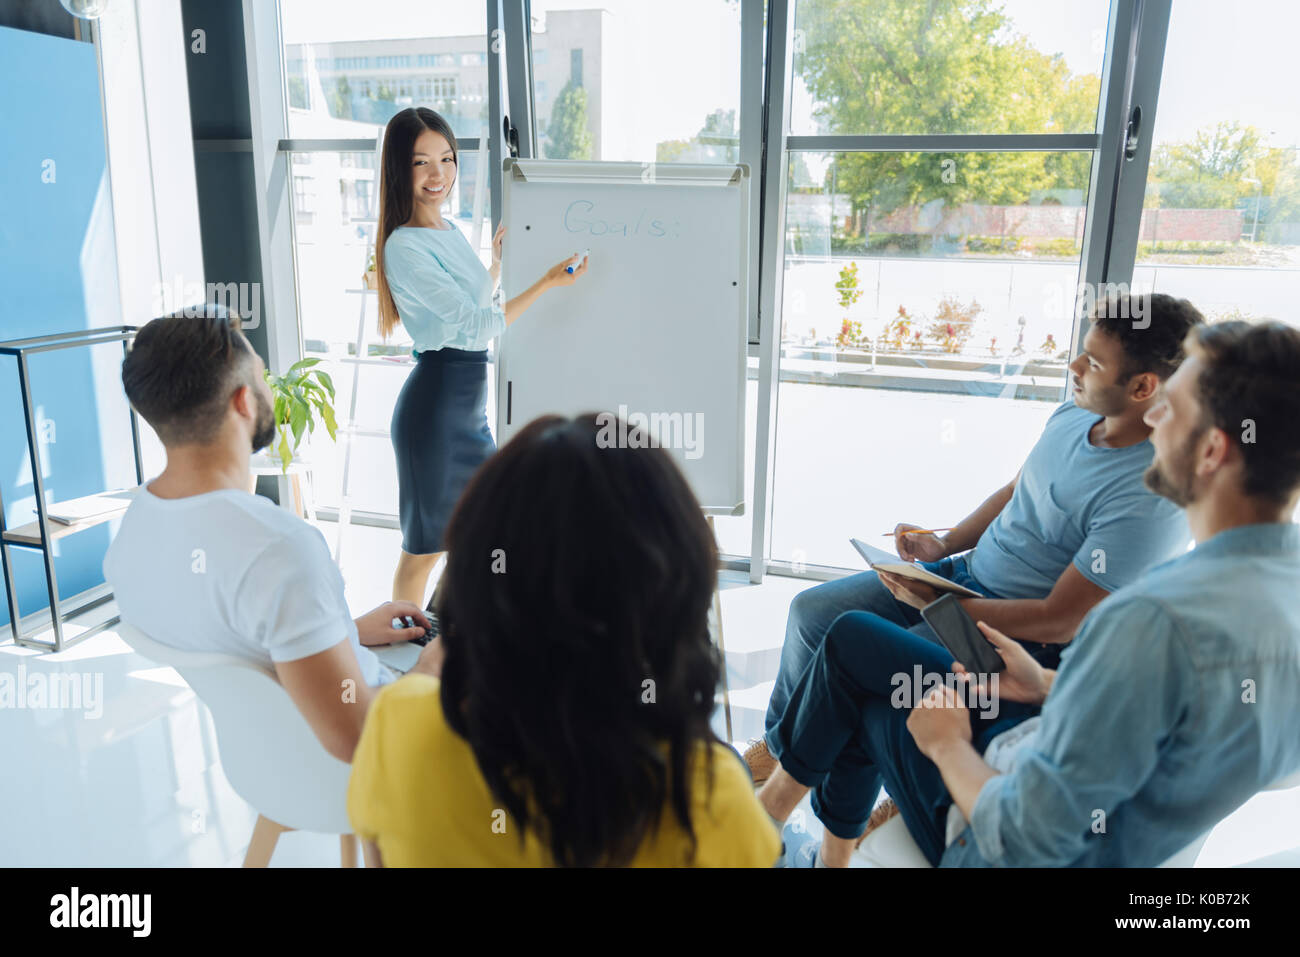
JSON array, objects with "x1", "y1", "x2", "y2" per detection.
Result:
[{"x1": 497, "y1": 159, "x2": 749, "y2": 513}]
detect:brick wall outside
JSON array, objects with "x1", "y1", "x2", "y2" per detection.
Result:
[{"x1": 864, "y1": 204, "x2": 1244, "y2": 242}]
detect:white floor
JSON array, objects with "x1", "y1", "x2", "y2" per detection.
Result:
[{"x1": 1, "y1": 517, "x2": 1296, "y2": 867}]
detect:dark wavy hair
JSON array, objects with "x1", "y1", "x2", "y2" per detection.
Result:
[
  {"x1": 435, "y1": 414, "x2": 723, "y2": 867},
  {"x1": 375, "y1": 107, "x2": 458, "y2": 339}
]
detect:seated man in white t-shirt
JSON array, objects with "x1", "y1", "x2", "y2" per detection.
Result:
[{"x1": 104, "y1": 310, "x2": 441, "y2": 762}]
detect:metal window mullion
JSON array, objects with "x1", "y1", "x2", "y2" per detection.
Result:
[
  {"x1": 740, "y1": 0, "x2": 764, "y2": 345},
  {"x1": 277, "y1": 138, "x2": 483, "y2": 153},
  {"x1": 245, "y1": 0, "x2": 302, "y2": 372},
  {"x1": 1075, "y1": 0, "x2": 1171, "y2": 353},
  {"x1": 505, "y1": 0, "x2": 536, "y2": 159},
  {"x1": 1101, "y1": 0, "x2": 1172, "y2": 290},
  {"x1": 748, "y1": 0, "x2": 798, "y2": 585},
  {"x1": 1077, "y1": 0, "x2": 1139, "y2": 345},
  {"x1": 488, "y1": 0, "x2": 507, "y2": 228},
  {"x1": 786, "y1": 133, "x2": 1099, "y2": 152}
]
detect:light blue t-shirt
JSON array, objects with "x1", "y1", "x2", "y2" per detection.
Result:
[
  {"x1": 382, "y1": 222, "x2": 505, "y2": 353},
  {"x1": 967, "y1": 400, "x2": 1189, "y2": 598}
]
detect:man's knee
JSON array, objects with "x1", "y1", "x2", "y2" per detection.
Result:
[
  {"x1": 787, "y1": 583, "x2": 838, "y2": 648},
  {"x1": 822, "y1": 610, "x2": 877, "y2": 663}
]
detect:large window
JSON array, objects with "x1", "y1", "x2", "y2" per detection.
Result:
[
  {"x1": 771, "y1": 149, "x2": 1093, "y2": 567},
  {"x1": 767, "y1": 0, "x2": 1109, "y2": 570},
  {"x1": 283, "y1": 145, "x2": 494, "y2": 518},
  {"x1": 277, "y1": 1, "x2": 495, "y2": 517},
  {"x1": 263, "y1": 0, "x2": 1282, "y2": 570},
  {"x1": 528, "y1": 0, "x2": 743, "y2": 163},
  {"x1": 1134, "y1": 0, "x2": 1299, "y2": 325},
  {"x1": 790, "y1": 0, "x2": 1110, "y2": 136},
  {"x1": 279, "y1": 0, "x2": 490, "y2": 140}
]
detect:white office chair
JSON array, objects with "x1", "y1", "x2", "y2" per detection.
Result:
[
  {"x1": 116, "y1": 622, "x2": 363, "y2": 867},
  {"x1": 856, "y1": 768, "x2": 1300, "y2": 868}
]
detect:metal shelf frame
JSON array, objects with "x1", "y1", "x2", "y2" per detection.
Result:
[{"x1": 0, "y1": 325, "x2": 144, "y2": 652}]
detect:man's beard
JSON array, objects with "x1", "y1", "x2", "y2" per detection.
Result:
[
  {"x1": 251, "y1": 387, "x2": 277, "y2": 453},
  {"x1": 1075, "y1": 380, "x2": 1126, "y2": 418},
  {"x1": 1143, "y1": 427, "x2": 1204, "y2": 507}
]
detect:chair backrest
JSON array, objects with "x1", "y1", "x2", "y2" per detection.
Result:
[
  {"x1": 859, "y1": 764, "x2": 1300, "y2": 868},
  {"x1": 1162, "y1": 768, "x2": 1300, "y2": 867},
  {"x1": 1266, "y1": 768, "x2": 1300, "y2": 791},
  {"x1": 116, "y1": 622, "x2": 353, "y2": 835}
]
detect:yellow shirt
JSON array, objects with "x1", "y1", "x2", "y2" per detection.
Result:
[{"x1": 347, "y1": 673, "x2": 781, "y2": 867}]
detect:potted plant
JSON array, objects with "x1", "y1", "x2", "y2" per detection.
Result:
[
  {"x1": 833, "y1": 261, "x2": 863, "y2": 349},
  {"x1": 884, "y1": 305, "x2": 913, "y2": 351},
  {"x1": 836, "y1": 318, "x2": 865, "y2": 349},
  {"x1": 264, "y1": 358, "x2": 338, "y2": 472},
  {"x1": 926, "y1": 296, "x2": 982, "y2": 354},
  {"x1": 363, "y1": 252, "x2": 378, "y2": 290}
]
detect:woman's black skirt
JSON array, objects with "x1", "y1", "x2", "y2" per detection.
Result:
[{"x1": 390, "y1": 347, "x2": 495, "y2": 554}]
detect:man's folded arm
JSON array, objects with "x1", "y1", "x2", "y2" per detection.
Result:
[
  {"x1": 958, "y1": 561, "x2": 1110, "y2": 644},
  {"x1": 276, "y1": 642, "x2": 376, "y2": 762}
]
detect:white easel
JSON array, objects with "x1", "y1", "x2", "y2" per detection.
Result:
[{"x1": 707, "y1": 514, "x2": 734, "y2": 742}]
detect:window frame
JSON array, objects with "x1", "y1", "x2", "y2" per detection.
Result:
[{"x1": 246, "y1": 0, "x2": 1175, "y2": 580}]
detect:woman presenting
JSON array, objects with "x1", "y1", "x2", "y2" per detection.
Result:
[{"x1": 376, "y1": 107, "x2": 588, "y2": 606}]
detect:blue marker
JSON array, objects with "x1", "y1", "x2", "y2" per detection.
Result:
[{"x1": 566, "y1": 249, "x2": 590, "y2": 274}]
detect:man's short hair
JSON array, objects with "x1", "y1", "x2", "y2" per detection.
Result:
[
  {"x1": 122, "y1": 307, "x2": 257, "y2": 445},
  {"x1": 1187, "y1": 320, "x2": 1300, "y2": 506},
  {"x1": 1091, "y1": 292, "x2": 1205, "y2": 382}
]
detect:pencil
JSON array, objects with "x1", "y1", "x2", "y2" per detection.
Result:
[{"x1": 882, "y1": 527, "x2": 955, "y2": 537}]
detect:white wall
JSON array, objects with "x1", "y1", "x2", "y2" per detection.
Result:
[
  {"x1": 95, "y1": 0, "x2": 205, "y2": 326},
  {"x1": 89, "y1": 0, "x2": 204, "y2": 481}
]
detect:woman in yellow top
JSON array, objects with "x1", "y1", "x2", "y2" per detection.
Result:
[{"x1": 348, "y1": 413, "x2": 780, "y2": 867}]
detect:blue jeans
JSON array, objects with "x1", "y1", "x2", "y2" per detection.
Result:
[
  {"x1": 768, "y1": 609, "x2": 1041, "y2": 863},
  {"x1": 764, "y1": 556, "x2": 1058, "y2": 742}
]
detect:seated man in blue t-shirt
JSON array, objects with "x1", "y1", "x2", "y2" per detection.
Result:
[{"x1": 750, "y1": 292, "x2": 1205, "y2": 862}]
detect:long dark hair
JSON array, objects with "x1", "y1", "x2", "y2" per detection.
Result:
[
  {"x1": 375, "y1": 107, "x2": 458, "y2": 339},
  {"x1": 435, "y1": 414, "x2": 723, "y2": 867}
]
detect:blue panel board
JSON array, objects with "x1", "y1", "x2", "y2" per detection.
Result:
[{"x1": 0, "y1": 25, "x2": 127, "y2": 627}]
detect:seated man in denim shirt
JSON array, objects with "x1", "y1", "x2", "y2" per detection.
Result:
[{"x1": 764, "y1": 320, "x2": 1300, "y2": 866}]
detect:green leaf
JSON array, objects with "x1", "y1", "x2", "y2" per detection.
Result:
[
  {"x1": 318, "y1": 398, "x2": 338, "y2": 441},
  {"x1": 286, "y1": 357, "x2": 321, "y2": 376},
  {"x1": 276, "y1": 426, "x2": 292, "y2": 473},
  {"x1": 312, "y1": 370, "x2": 335, "y2": 400},
  {"x1": 289, "y1": 395, "x2": 309, "y2": 445}
]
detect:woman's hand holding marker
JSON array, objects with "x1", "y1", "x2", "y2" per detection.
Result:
[
  {"x1": 492, "y1": 222, "x2": 506, "y2": 266},
  {"x1": 545, "y1": 250, "x2": 589, "y2": 288}
]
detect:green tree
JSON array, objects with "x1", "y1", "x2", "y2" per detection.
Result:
[
  {"x1": 796, "y1": 0, "x2": 1100, "y2": 222},
  {"x1": 1147, "y1": 124, "x2": 1300, "y2": 242},
  {"x1": 696, "y1": 108, "x2": 739, "y2": 162},
  {"x1": 657, "y1": 139, "x2": 691, "y2": 163},
  {"x1": 329, "y1": 76, "x2": 353, "y2": 120},
  {"x1": 546, "y1": 80, "x2": 594, "y2": 160},
  {"x1": 288, "y1": 75, "x2": 308, "y2": 110},
  {"x1": 1148, "y1": 122, "x2": 1265, "y2": 209}
]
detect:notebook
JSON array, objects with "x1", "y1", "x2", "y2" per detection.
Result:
[
  {"x1": 42, "y1": 488, "x2": 139, "y2": 525},
  {"x1": 849, "y1": 538, "x2": 981, "y2": 598}
]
